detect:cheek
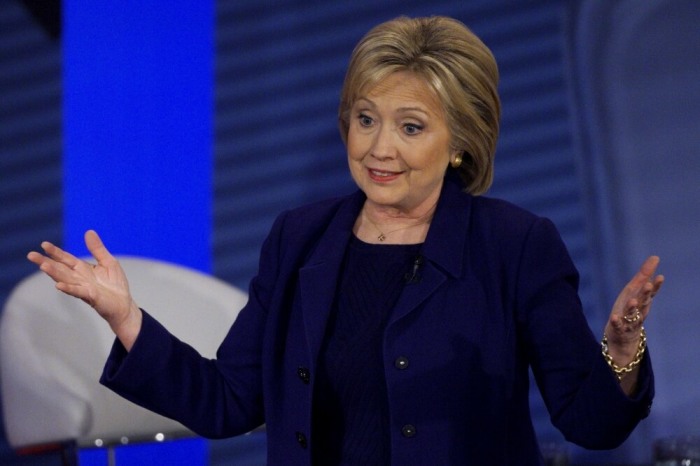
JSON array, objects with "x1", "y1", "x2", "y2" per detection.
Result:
[
  {"x1": 409, "y1": 147, "x2": 449, "y2": 172},
  {"x1": 346, "y1": 130, "x2": 365, "y2": 161}
]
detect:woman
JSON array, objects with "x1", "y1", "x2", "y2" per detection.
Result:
[{"x1": 28, "y1": 16, "x2": 663, "y2": 465}]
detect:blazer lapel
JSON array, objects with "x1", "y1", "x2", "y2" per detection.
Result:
[
  {"x1": 389, "y1": 177, "x2": 472, "y2": 325},
  {"x1": 298, "y1": 191, "x2": 365, "y2": 364},
  {"x1": 389, "y1": 262, "x2": 447, "y2": 324}
]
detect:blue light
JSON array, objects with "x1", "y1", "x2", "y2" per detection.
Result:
[{"x1": 63, "y1": 1, "x2": 213, "y2": 273}]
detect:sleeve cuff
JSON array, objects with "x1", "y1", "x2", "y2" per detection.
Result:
[{"x1": 100, "y1": 309, "x2": 174, "y2": 393}]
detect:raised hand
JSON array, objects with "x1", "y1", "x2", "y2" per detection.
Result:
[
  {"x1": 27, "y1": 230, "x2": 142, "y2": 350},
  {"x1": 603, "y1": 256, "x2": 664, "y2": 392}
]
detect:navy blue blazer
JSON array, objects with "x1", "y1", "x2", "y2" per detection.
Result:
[{"x1": 102, "y1": 176, "x2": 653, "y2": 465}]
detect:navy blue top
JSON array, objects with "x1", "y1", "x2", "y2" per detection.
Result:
[{"x1": 313, "y1": 236, "x2": 421, "y2": 465}]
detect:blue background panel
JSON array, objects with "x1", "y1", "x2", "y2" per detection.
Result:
[
  {"x1": 113, "y1": 438, "x2": 207, "y2": 466},
  {"x1": 63, "y1": 1, "x2": 214, "y2": 272}
]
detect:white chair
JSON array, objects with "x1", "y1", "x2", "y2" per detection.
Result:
[{"x1": 0, "y1": 256, "x2": 248, "y2": 452}]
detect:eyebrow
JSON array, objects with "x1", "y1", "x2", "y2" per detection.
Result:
[{"x1": 354, "y1": 98, "x2": 432, "y2": 117}]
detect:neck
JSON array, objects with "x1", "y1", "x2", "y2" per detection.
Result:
[
  {"x1": 363, "y1": 197, "x2": 439, "y2": 224},
  {"x1": 357, "y1": 200, "x2": 438, "y2": 244}
]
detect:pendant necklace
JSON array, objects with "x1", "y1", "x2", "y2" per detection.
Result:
[{"x1": 362, "y1": 206, "x2": 436, "y2": 242}]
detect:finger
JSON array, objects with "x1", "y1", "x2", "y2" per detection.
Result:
[
  {"x1": 621, "y1": 305, "x2": 646, "y2": 326},
  {"x1": 615, "y1": 257, "x2": 657, "y2": 309},
  {"x1": 40, "y1": 241, "x2": 82, "y2": 269},
  {"x1": 610, "y1": 309, "x2": 645, "y2": 339},
  {"x1": 636, "y1": 283, "x2": 654, "y2": 307},
  {"x1": 629, "y1": 256, "x2": 660, "y2": 290},
  {"x1": 624, "y1": 257, "x2": 662, "y2": 309},
  {"x1": 638, "y1": 287, "x2": 654, "y2": 308},
  {"x1": 609, "y1": 314, "x2": 625, "y2": 331},
  {"x1": 27, "y1": 250, "x2": 48, "y2": 267},
  {"x1": 55, "y1": 281, "x2": 92, "y2": 303},
  {"x1": 636, "y1": 274, "x2": 664, "y2": 310},
  {"x1": 607, "y1": 315, "x2": 641, "y2": 343},
  {"x1": 652, "y1": 274, "x2": 665, "y2": 294},
  {"x1": 85, "y1": 230, "x2": 115, "y2": 264}
]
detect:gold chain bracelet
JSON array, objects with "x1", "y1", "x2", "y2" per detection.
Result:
[{"x1": 601, "y1": 326, "x2": 647, "y2": 381}]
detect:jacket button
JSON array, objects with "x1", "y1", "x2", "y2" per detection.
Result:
[
  {"x1": 401, "y1": 424, "x2": 416, "y2": 438},
  {"x1": 394, "y1": 356, "x2": 409, "y2": 370},
  {"x1": 295, "y1": 431, "x2": 308, "y2": 448},
  {"x1": 297, "y1": 367, "x2": 310, "y2": 384}
]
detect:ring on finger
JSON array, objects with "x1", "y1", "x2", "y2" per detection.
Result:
[{"x1": 623, "y1": 307, "x2": 641, "y2": 323}]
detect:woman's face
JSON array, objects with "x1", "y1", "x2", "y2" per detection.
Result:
[{"x1": 347, "y1": 71, "x2": 454, "y2": 215}]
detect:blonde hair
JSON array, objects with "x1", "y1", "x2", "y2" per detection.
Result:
[{"x1": 338, "y1": 16, "x2": 500, "y2": 194}]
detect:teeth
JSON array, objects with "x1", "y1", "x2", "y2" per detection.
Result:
[{"x1": 371, "y1": 169, "x2": 394, "y2": 177}]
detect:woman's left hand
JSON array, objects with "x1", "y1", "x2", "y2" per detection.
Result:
[{"x1": 604, "y1": 256, "x2": 664, "y2": 391}]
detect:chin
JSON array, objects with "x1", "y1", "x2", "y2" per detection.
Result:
[{"x1": 367, "y1": 196, "x2": 406, "y2": 211}]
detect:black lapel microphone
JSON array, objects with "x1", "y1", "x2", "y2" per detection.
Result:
[{"x1": 404, "y1": 255, "x2": 424, "y2": 284}]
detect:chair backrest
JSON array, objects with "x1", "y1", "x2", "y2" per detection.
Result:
[{"x1": 0, "y1": 256, "x2": 248, "y2": 449}]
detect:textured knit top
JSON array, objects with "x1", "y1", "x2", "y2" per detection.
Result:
[{"x1": 312, "y1": 235, "x2": 422, "y2": 465}]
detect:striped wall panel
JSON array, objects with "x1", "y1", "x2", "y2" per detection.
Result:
[
  {"x1": 213, "y1": 2, "x2": 592, "y2": 311},
  {"x1": 0, "y1": 1, "x2": 62, "y2": 458},
  {"x1": 0, "y1": 3, "x2": 62, "y2": 321}
]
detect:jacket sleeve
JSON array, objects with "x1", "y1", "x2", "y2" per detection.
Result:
[
  {"x1": 100, "y1": 211, "x2": 290, "y2": 438},
  {"x1": 515, "y1": 217, "x2": 653, "y2": 449}
]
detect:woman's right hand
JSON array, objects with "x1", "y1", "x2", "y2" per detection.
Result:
[{"x1": 27, "y1": 230, "x2": 142, "y2": 351}]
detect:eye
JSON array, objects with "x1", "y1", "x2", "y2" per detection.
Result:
[
  {"x1": 403, "y1": 123, "x2": 423, "y2": 135},
  {"x1": 357, "y1": 113, "x2": 374, "y2": 127}
]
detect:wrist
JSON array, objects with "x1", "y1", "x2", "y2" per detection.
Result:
[
  {"x1": 601, "y1": 326, "x2": 647, "y2": 381},
  {"x1": 109, "y1": 301, "x2": 142, "y2": 351}
]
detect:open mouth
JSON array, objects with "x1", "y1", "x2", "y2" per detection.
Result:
[{"x1": 368, "y1": 168, "x2": 402, "y2": 180}]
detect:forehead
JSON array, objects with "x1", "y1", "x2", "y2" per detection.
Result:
[{"x1": 358, "y1": 71, "x2": 445, "y2": 116}]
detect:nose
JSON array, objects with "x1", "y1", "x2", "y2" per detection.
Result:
[{"x1": 371, "y1": 124, "x2": 397, "y2": 160}]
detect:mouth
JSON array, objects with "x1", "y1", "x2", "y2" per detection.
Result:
[{"x1": 367, "y1": 168, "x2": 402, "y2": 181}]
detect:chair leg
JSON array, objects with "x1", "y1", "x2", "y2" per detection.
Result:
[{"x1": 60, "y1": 441, "x2": 78, "y2": 466}]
